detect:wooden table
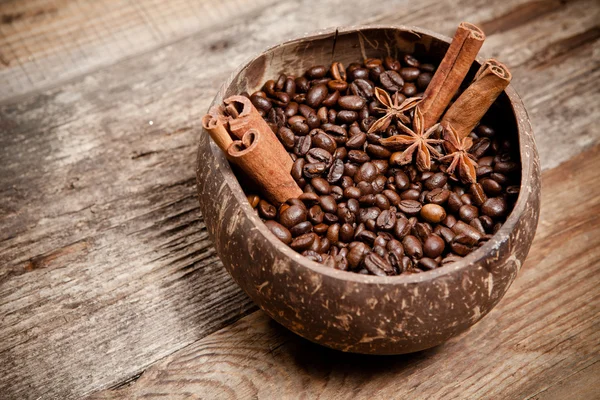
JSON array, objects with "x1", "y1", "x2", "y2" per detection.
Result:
[{"x1": 1, "y1": 0, "x2": 598, "y2": 398}]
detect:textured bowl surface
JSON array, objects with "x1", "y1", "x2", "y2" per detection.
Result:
[{"x1": 196, "y1": 25, "x2": 541, "y2": 355}]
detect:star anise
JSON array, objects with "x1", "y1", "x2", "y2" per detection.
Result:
[
  {"x1": 439, "y1": 123, "x2": 478, "y2": 183},
  {"x1": 368, "y1": 87, "x2": 423, "y2": 134},
  {"x1": 379, "y1": 107, "x2": 443, "y2": 171}
]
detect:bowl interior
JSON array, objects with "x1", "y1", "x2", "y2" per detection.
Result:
[{"x1": 210, "y1": 26, "x2": 525, "y2": 283}]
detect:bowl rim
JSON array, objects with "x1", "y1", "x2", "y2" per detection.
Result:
[{"x1": 199, "y1": 24, "x2": 536, "y2": 285}]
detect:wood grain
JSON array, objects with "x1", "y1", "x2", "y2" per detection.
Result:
[
  {"x1": 89, "y1": 145, "x2": 600, "y2": 400},
  {"x1": 0, "y1": 0, "x2": 275, "y2": 102},
  {"x1": 0, "y1": 0, "x2": 598, "y2": 398}
]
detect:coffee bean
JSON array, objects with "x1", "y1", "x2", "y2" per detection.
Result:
[
  {"x1": 423, "y1": 234, "x2": 445, "y2": 258},
  {"x1": 399, "y1": 199, "x2": 422, "y2": 215},
  {"x1": 279, "y1": 204, "x2": 307, "y2": 228},
  {"x1": 436, "y1": 226, "x2": 455, "y2": 243},
  {"x1": 247, "y1": 194, "x2": 260, "y2": 208},
  {"x1": 416, "y1": 72, "x2": 432, "y2": 90},
  {"x1": 306, "y1": 148, "x2": 333, "y2": 168},
  {"x1": 348, "y1": 150, "x2": 370, "y2": 164},
  {"x1": 348, "y1": 67, "x2": 369, "y2": 81},
  {"x1": 327, "y1": 223, "x2": 340, "y2": 244},
  {"x1": 400, "y1": 67, "x2": 420, "y2": 82},
  {"x1": 382, "y1": 189, "x2": 401, "y2": 206},
  {"x1": 470, "y1": 218, "x2": 486, "y2": 235},
  {"x1": 451, "y1": 241, "x2": 472, "y2": 256},
  {"x1": 394, "y1": 171, "x2": 410, "y2": 190},
  {"x1": 447, "y1": 192, "x2": 464, "y2": 213},
  {"x1": 306, "y1": 65, "x2": 327, "y2": 79},
  {"x1": 258, "y1": 200, "x2": 277, "y2": 219},
  {"x1": 308, "y1": 205, "x2": 324, "y2": 225},
  {"x1": 459, "y1": 204, "x2": 479, "y2": 222},
  {"x1": 298, "y1": 192, "x2": 320, "y2": 205},
  {"x1": 346, "y1": 132, "x2": 367, "y2": 149},
  {"x1": 394, "y1": 218, "x2": 411, "y2": 240},
  {"x1": 303, "y1": 162, "x2": 327, "y2": 178},
  {"x1": 375, "y1": 193, "x2": 391, "y2": 210},
  {"x1": 403, "y1": 235, "x2": 423, "y2": 259},
  {"x1": 354, "y1": 162, "x2": 378, "y2": 183},
  {"x1": 482, "y1": 197, "x2": 508, "y2": 218},
  {"x1": 327, "y1": 159, "x2": 344, "y2": 183},
  {"x1": 359, "y1": 207, "x2": 381, "y2": 223},
  {"x1": 425, "y1": 172, "x2": 448, "y2": 190},
  {"x1": 469, "y1": 183, "x2": 488, "y2": 206},
  {"x1": 376, "y1": 209, "x2": 397, "y2": 231},
  {"x1": 402, "y1": 83, "x2": 417, "y2": 97},
  {"x1": 366, "y1": 144, "x2": 392, "y2": 159},
  {"x1": 306, "y1": 83, "x2": 328, "y2": 108},
  {"x1": 339, "y1": 223, "x2": 355, "y2": 243},
  {"x1": 338, "y1": 95, "x2": 367, "y2": 110},
  {"x1": 418, "y1": 257, "x2": 438, "y2": 270},
  {"x1": 264, "y1": 220, "x2": 292, "y2": 244},
  {"x1": 319, "y1": 195, "x2": 338, "y2": 213},
  {"x1": 364, "y1": 253, "x2": 393, "y2": 276},
  {"x1": 337, "y1": 205, "x2": 355, "y2": 224},
  {"x1": 384, "y1": 56, "x2": 401, "y2": 71},
  {"x1": 337, "y1": 110, "x2": 359, "y2": 123},
  {"x1": 328, "y1": 80, "x2": 348, "y2": 92},
  {"x1": 451, "y1": 220, "x2": 482, "y2": 243},
  {"x1": 421, "y1": 204, "x2": 446, "y2": 223},
  {"x1": 403, "y1": 54, "x2": 420, "y2": 68},
  {"x1": 349, "y1": 79, "x2": 374, "y2": 98},
  {"x1": 425, "y1": 188, "x2": 450, "y2": 204},
  {"x1": 333, "y1": 147, "x2": 348, "y2": 160},
  {"x1": 347, "y1": 241, "x2": 369, "y2": 269},
  {"x1": 323, "y1": 212, "x2": 339, "y2": 224},
  {"x1": 379, "y1": 70, "x2": 404, "y2": 92},
  {"x1": 290, "y1": 232, "x2": 317, "y2": 251}
]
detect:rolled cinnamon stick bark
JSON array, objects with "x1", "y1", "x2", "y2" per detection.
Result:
[
  {"x1": 421, "y1": 22, "x2": 485, "y2": 129},
  {"x1": 224, "y1": 95, "x2": 293, "y2": 171},
  {"x1": 227, "y1": 129, "x2": 302, "y2": 204},
  {"x1": 201, "y1": 105, "x2": 233, "y2": 151},
  {"x1": 441, "y1": 59, "x2": 512, "y2": 138}
]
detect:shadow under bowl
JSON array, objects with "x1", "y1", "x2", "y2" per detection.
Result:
[{"x1": 196, "y1": 25, "x2": 541, "y2": 355}]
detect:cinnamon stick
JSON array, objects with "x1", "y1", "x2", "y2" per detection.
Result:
[
  {"x1": 224, "y1": 95, "x2": 293, "y2": 171},
  {"x1": 227, "y1": 129, "x2": 302, "y2": 204},
  {"x1": 201, "y1": 105, "x2": 233, "y2": 151},
  {"x1": 420, "y1": 22, "x2": 485, "y2": 129},
  {"x1": 441, "y1": 59, "x2": 512, "y2": 138}
]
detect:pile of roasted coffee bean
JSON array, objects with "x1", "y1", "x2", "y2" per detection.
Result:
[{"x1": 243, "y1": 54, "x2": 521, "y2": 276}]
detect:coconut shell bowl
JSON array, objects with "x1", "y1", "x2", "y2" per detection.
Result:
[{"x1": 196, "y1": 25, "x2": 541, "y2": 355}]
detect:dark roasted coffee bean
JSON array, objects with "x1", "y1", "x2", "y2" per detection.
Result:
[
  {"x1": 451, "y1": 220, "x2": 483, "y2": 243},
  {"x1": 451, "y1": 241, "x2": 472, "y2": 256},
  {"x1": 470, "y1": 218, "x2": 486, "y2": 235},
  {"x1": 290, "y1": 221, "x2": 313, "y2": 237},
  {"x1": 337, "y1": 110, "x2": 359, "y2": 123},
  {"x1": 347, "y1": 242, "x2": 369, "y2": 269},
  {"x1": 349, "y1": 79, "x2": 375, "y2": 98},
  {"x1": 316, "y1": 195, "x2": 336, "y2": 213},
  {"x1": 258, "y1": 200, "x2": 277, "y2": 219},
  {"x1": 341, "y1": 176, "x2": 354, "y2": 189},
  {"x1": 425, "y1": 188, "x2": 450, "y2": 204},
  {"x1": 279, "y1": 204, "x2": 307, "y2": 228},
  {"x1": 306, "y1": 65, "x2": 327, "y2": 79},
  {"x1": 423, "y1": 234, "x2": 445, "y2": 258},
  {"x1": 339, "y1": 223, "x2": 354, "y2": 243},
  {"x1": 470, "y1": 183, "x2": 488, "y2": 206},
  {"x1": 379, "y1": 70, "x2": 404, "y2": 91},
  {"x1": 295, "y1": 76, "x2": 310, "y2": 93},
  {"x1": 312, "y1": 131, "x2": 337, "y2": 154},
  {"x1": 306, "y1": 148, "x2": 333, "y2": 167},
  {"x1": 443, "y1": 214, "x2": 458, "y2": 229},
  {"x1": 366, "y1": 144, "x2": 392, "y2": 159},
  {"x1": 402, "y1": 82, "x2": 417, "y2": 97},
  {"x1": 337, "y1": 206, "x2": 356, "y2": 224},
  {"x1": 482, "y1": 197, "x2": 508, "y2": 218},
  {"x1": 294, "y1": 135, "x2": 311, "y2": 156},
  {"x1": 506, "y1": 185, "x2": 520, "y2": 197},
  {"x1": 447, "y1": 192, "x2": 463, "y2": 213},
  {"x1": 364, "y1": 253, "x2": 393, "y2": 276},
  {"x1": 348, "y1": 67, "x2": 369, "y2": 81},
  {"x1": 476, "y1": 165, "x2": 494, "y2": 177},
  {"x1": 290, "y1": 232, "x2": 316, "y2": 251},
  {"x1": 477, "y1": 125, "x2": 495, "y2": 137},
  {"x1": 375, "y1": 194, "x2": 391, "y2": 210},
  {"x1": 394, "y1": 171, "x2": 410, "y2": 190},
  {"x1": 356, "y1": 229, "x2": 377, "y2": 245},
  {"x1": 381, "y1": 189, "x2": 401, "y2": 206},
  {"x1": 346, "y1": 198, "x2": 360, "y2": 215},
  {"x1": 283, "y1": 77, "x2": 296, "y2": 96},
  {"x1": 290, "y1": 119, "x2": 310, "y2": 136},
  {"x1": 490, "y1": 172, "x2": 508, "y2": 185},
  {"x1": 298, "y1": 192, "x2": 320, "y2": 205},
  {"x1": 394, "y1": 218, "x2": 411, "y2": 239},
  {"x1": 373, "y1": 244, "x2": 387, "y2": 258},
  {"x1": 333, "y1": 147, "x2": 348, "y2": 160},
  {"x1": 286, "y1": 197, "x2": 306, "y2": 210},
  {"x1": 250, "y1": 92, "x2": 272, "y2": 112},
  {"x1": 403, "y1": 235, "x2": 423, "y2": 259},
  {"x1": 321, "y1": 212, "x2": 337, "y2": 224},
  {"x1": 305, "y1": 83, "x2": 328, "y2": 108},
  {"x1": 338, "y1": 95, "x2": 367, "y2": 110},
  {"x1": 418, "y1": 257, "x2": 438, "y2": 270},
  {"x1": 303, "y1": 162, "x2": 327, "y2": 178},
  {"x1": 384, "y1": 56, "x2": 401, "y2": 71},
  {"x1": 346, "y1": 132, "x2": 367, "y2": 149},
  {"x1": 343, "y1": 186, "x2": 361, "y2": 199},
  {"x1": 271, "y1": 91, "x2": 290, "y2": 107},
  {"x1": 374, "y1": 235, "x2": 388, "y2": 248},
  {"x1": 308, "y1": 205, "x2": 324, "y2": 225},
  {"x1": 437, "y1": 226, "x2": 455, "y2": 243},
  {"x1": 327, "y1": 223, "x2": 340, "y2": 244},
  {"x1": 322, "y1": 90, "x2": 340, "y2": 108},
  {"x1": 414, "y1": 222, "x2": 432, "y2": 242},
  {"x1": 328, "y1": 79, "x2": 348, "y2": 92},
  {"x1": 403, "y1": 54, "x2": 420, "y2": 68},
  {"x1": 470, "y1": 138, "x2": 491, "y2": 158},
  {"x1": 376, "y1": 209, "x2": 397, "y2": 230},
  {"x1": 494, "y1": 161, "x2": 518, "y2": 174},
  {"x1": 264, "y1": 220, "x2": 293, "y2": 245},
  {"x1": 325, "y1": 159, "x2": 343, "y2": 184},
  {"x1": 398, "y1": 199, "x2": 422, "y2": 215},
  {"x1": 277, "y1": 127, "x2": 296, "y2": 149},
  {"x1": 459, "y1": 204, "x2": 479, "y2": 222},
  {"x1": 401, "y1": 189, "x2": 421, "y2": 202},
  {"x1": 357, "y1": 181, "x2": 374, "y2": 196},
  {"x1": 348, "y1": 150, "x2": 370, "y2": 164},
  {"x1": 330, "y1": 185, "x2": 342, "y2": 201},
  {"x1": 425, "y1": 172, "x2": 448, "y2": 190},
  {"x1": 400, "y1": 67, "x2": 420, "y2": 82},
  {"x1": 354, "y1": 162, "x2": 378, "y2": 183},
  {"x1": 416, "y1": 72, "x2": 433, "y2": 90},
  {"x1": 330, "y1": 61, "x2": 347, "y2": 81},
  {"x1": 359, "y1": 194, "x2": 376, "y2": 206}
]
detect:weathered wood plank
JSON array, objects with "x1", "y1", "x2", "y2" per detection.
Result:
[
  {"x1": 88, "y1": 145, "x2": 600, "y2": 400},
  {"x1": 0, "y1": 0, "x2": 275, "y2": 102},
  {"x1": 0, "y1": 0, "x2": 598, "y2": 398}
]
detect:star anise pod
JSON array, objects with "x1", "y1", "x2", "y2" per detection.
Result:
[
  {"x1": 368, "y1": 87, "x2": 423, "y2": 134},
  {"x1": 379, "y1": 107, "x2": 443, "y2": 171},
  {"x1": 439, "y1": 123, "x2": 478, "y2": 183}
]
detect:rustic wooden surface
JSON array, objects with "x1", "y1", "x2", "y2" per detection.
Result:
[{"x1": 0, "y1": 0, "x2": 598, "y2": 399}]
